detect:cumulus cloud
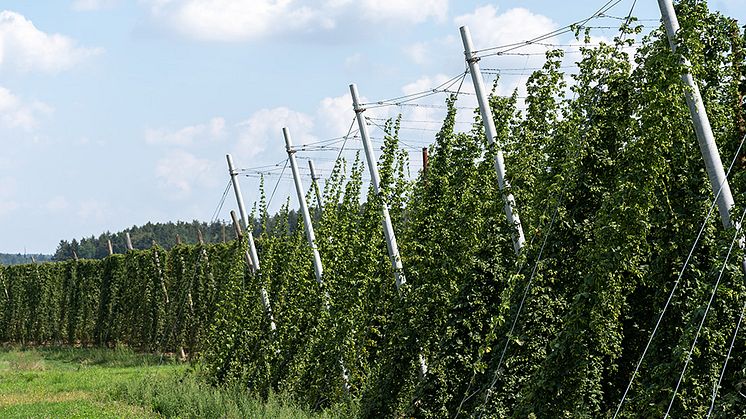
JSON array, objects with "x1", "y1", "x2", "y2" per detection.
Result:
[
  {"x1": 146, "y1": 0, "x2": 333, "y2": 42},
  {"x1": 143, "y1": 0, "x2": 448, "y2": 42},
  {"x1": 0, "y1": 86, "x2": 53, "y2": 130},
  {"x1": 359, "y1": 0, "x2": 447, "y2": 23},
  {"x1": 71, "y1": 0, "x2": 119, "y2": 11},
  {"x1": 0, "y1": 176, "x2": 18, "y2": 216},
  {"x1": 0, "y1": 10, "x2": 102, "y2": 72},
  {"x1": 234, "y1": 107, "x2": 315, "y2": 159},
  {"x1": 401, "y1": 73, "x2": 454, "y2": 96},
  {"x1": 145, "y1": 117, "x2": 225, "y2": 146},
  {"x1": 155, "y1": 149, "x2": 219, "y2": 198},
  {"x1": 76, "y1": 199, "x2": 110, "y2": 221},
  {"x1": 404, "y1": 42, "x2": 429, "y2": 65},
  {"x1": 454, "y1": 6, "x2": 557, "y2": 55},
  {"x1": 145, "y1": 107, "x2": 315, "y2": 202},
  {"x1": 46, "y1": 196, "x2": 71, "y2": 212},
  {"x1": 316, "y1": 93, "x2": 356, "y2": 137}
]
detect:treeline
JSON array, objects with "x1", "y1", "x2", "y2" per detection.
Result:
[
  {"x1": 3, "y1": 1, "x2": 746, "y2": 418},
  {"x1": 0, "y1": 253, "x2": 52, "y2": 266},
  {"x1": 51, "y1": 213, "x2": 301, "y2": 262}
]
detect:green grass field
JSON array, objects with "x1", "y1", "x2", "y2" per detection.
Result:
[{"x1": 0, "y1": 346, "x2": 347, "y2": 418}]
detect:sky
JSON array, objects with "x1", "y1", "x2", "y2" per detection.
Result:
[{"x1": 1, "y1": 0, "x2": 745, "y2": 254}]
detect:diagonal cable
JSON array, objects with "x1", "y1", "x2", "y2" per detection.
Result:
[{"x1": 613, "y1": 132, "x2": 746, "y2": 418}]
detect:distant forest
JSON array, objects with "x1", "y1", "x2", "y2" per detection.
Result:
[
  {"x1": 0, "y1": 211, "x2": 304, "y2": 265},
  {"x1": 0, "y1": 253, "x2": 53, "y2": 266},
  {"x1": 50, "y1": 211, "x2": 301, "y2": 262}
]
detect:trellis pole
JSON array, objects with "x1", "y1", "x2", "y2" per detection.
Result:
[
  {"x1": 125, "y1": 233, "x2": 134, "y2": 251},
  {"x1": 350, "y1": 83, "x2": 407, "y2": 291},
  {"x1": 657, "y1": 0, "x2": 735, "y2": 228},
  {"x1": 226, "y1": 154, "x2": 276, "y2": 331},
  {"x1": 284, "y1": 127, "x2": 350, "y2": 392},
  {"x1": 226, "y1": 154, "x2": 262, "y2": 268},
  {"x1": 460, "y1": 25, "x2": 526, "y2": 254},
  {"x1": 283, "y1": 128, "x2": 324, "y2": 286},
  {"x1": 350, "y1": 83, "x2": 428, "y2": 377}
]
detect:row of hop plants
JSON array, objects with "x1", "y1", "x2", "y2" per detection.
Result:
[
  {"x1": 201, "y1": 2, "x2": 746, "y2": 417},
  {"x1": 0, "y1": 242, "x2": 245, "y2": 355},
  {"x1": 2, "y1": 1, "x2": 746, "y2": 417}
]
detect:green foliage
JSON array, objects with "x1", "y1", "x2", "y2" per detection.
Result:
[
  {"x1": 3, "y1": 2, "x2": 746, "y2": 417},
  {"x1": 0, "y1": 242, "x2": 245, "y2": 356}
]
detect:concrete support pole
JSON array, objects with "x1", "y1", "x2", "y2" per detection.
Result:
[
  {"x1": 657, "y1": 0, "x2": 735, "y2": 228},
  {"x1": 285, "y1": 127, "x2": 349, "y2": 391},
  {"x1": 283, "y1": 128, "x2": 324, "y2": 285},
  {"x1": 226, "y1": 154, "x2": 261, "y2": 271},
  {"x1": 460, "y1": 25, "x2": 526, "y2": 254},
  {"x1": 350, "y1": 83, "x2": 406, "y2": 291},
  {"x1": 308, "y1": 160, "x2": 324, "y2": 211},
  {"x1": 226, "y1": 155, "x2": 276, "y2": 332},
  {"x1": 351, "y1": 83, "x2": 427, "y2": 377},
  {"x1": 125, "y1": 233, "x2": 134, "y2": 251}
]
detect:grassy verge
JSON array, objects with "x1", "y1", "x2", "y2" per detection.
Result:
[
  {"x1": 0, "y1": 345, "x2": 178, "y2": 418},
  {"x1": 111, "y1": 371, "x2": 353, "y2": 418},
  {"x1": 0, "y1": 346, "x2": 349, "y2": 418}
]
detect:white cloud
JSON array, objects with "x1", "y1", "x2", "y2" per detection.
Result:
[
  {"x1": 155, "y1": 149, "x2": 219, "y2": 198},
  {"x1": 0, "y1": 86, "x2": 53, "y2": 130},
  {"x1": 344, "y1": 53, "x2": 365, "y2": 70},
  {"x1": 71, "y1": 0, "x2": 119, "y2": 11},
  {"x1": 454, "y1": 6, "x2": 557, "y2": 56},
  {"x1": 404, "y1": 42, "x2": 429, "y2": 65},
  {"x1": 0, "y1": 200, "x2": 18, "y2": 216},
  {"x1": 209, "y1": 116, "x2": 225, "y2": 137},
  {"x1": 146, "y1": 0, "x2": 332, "y2": 42},
  {"x1": 234, "y1": 107, "x2": 315, "y2": 159},
  {"x1": 145, "y1": 116, "x2": 225, "y2": 146},
  {"x1": 317, "y1": 93, "x2": 356, "y2": 137},
  {"x1": 0, "y1": 86, "x2": 19, "y2": 110},
  {"x1": 76, "y1": 199, "x2": 110, "y2": 221},
  {"x1": 360, "y1": 0, "x2": 447, "y2": 23},
  {"x1": 401, "y1": 73, "x2": 453, "y2": 96},
  {"x1": 396, "y1": 73, "x2": 474, "y2": 132},
  {"x1": 0, "y1": 176, "x2": 18, "y2": 216},
  {"x1": 46, "y1": 196, "x2": 71, "y2": 212},
  {"x1": 0, "y1": 11, "x2": 102, "y2": 73},
  {"x1": 143, "y1": 0, "x2": 448, "y2": 42}
]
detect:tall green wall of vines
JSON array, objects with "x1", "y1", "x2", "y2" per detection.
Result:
[{"x1": 2, "y1": 1, "x2": 746, "y2": 417}]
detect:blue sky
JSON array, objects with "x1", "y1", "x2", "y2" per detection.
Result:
[{"x1": 1, "y1": 0, "x2": 745, "y2": 254}]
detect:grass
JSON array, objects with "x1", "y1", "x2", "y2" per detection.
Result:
[
  {"x1": 0, "y1": 345, "x2": 175, "y2": 418},
  {"x1": 0, "y1": 346, "x2": 350, "y2": 418},
  {"x1": 112, "y1": 372, "x2": 353, "y2": 418}
]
